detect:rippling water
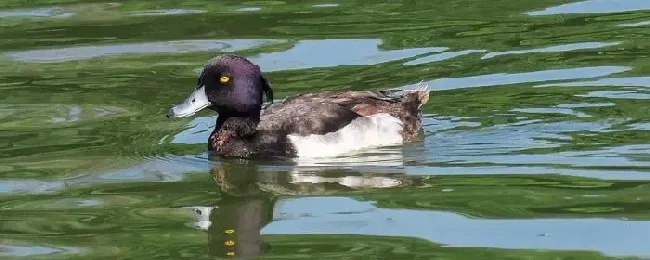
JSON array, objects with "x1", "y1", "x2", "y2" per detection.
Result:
[{"x1": 2, "y1": 0, "x2": 650, "y2": 259}]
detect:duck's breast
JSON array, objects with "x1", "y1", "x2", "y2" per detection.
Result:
[{"x1": 286, "y1": 113, "x2": 403, "y2": 158}]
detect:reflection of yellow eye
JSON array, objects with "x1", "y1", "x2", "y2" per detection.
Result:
[{"x1": 220, "y1": 76, "x2": 230, "y2": 83}]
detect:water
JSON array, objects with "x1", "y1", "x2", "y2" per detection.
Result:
[{"x1": 2, "y1": 0, "x2": 650, "y2": 259}]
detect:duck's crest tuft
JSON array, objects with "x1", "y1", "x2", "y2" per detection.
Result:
[{"x1": 408, "y1": 80, "x2": 430, "y2": 108}]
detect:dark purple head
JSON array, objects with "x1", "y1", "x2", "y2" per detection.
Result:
[{"x1": 167, "y1": 55, "x2": 273, "y2": 118}]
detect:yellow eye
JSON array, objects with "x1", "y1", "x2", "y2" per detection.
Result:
[{"x1": 220, "y1": 76, "x2": 230, "y2": 83}]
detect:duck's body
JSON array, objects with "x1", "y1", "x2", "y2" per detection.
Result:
[{"x1": 167, "y1": 55, "x2": 430, "y2": 159}]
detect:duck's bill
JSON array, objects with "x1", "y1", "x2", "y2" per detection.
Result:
[{"x1": 167, "y1": 86, "x2": 211, "y2": 118}]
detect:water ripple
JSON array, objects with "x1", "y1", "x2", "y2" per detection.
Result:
[
  {"x1": 248, "y1": 39, "x2": 447, "y2": 72},
  {"x1": 536, "y1": 77, "x2": 650, "y2": 88},
  {"x1": 264, "y1": 196, "x2": 650, "y2": 257},
  {"x1": 579, "y1": 91, "x2": 650, "y2": 99},
  {"x1": 403, "y1": 66, "x2": 630, "y2": 91},
  {"x1": 0, "y1": 180, "x2": 65, "y2": 194},
  {"x1": 312, "y1": 4, "x2": 340, "y2": 8},
  {"x1": 511, "y1": 107, "x2": 591, "y2": 118},
  {"x1": 67, "y1": 155, "x2": 209, "y2": 183},
  {"x1": 0, "y1": 244, "x2": 80, "y2": 257},
  {"x1": 481, "y1": 42, "x2": 621, "y2": 59},
  {"x1": 404, "y1": 50, "x2": 485, "y2": 65},
  {"x1": 127, "y1": 9, "x2": 206, "y2": 16},
  {"x1": 6, "y1": 39, "x2": 286, "y2": 63},
  {"x1": 0, "y1": 7, "x2": 74, "y2": 18},
  {"x1": 235, "y1": 7, "x2": 262, "y2": 12},
  {"x1": 403, "y1": 165, "x2": 650, "y2": 180},
  {"x1": 619, "y1": 20, "x2": 650, "y2": 27},
  {"x1": 528, "y1": 0, "x2": 650, "y2": 15}
]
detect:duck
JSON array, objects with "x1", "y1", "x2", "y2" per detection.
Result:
[{"x1": 167, "y1": 55, "x2": 430, "y2": 159}]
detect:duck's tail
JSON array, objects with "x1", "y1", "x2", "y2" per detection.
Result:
[
  {"x1": 407, "y1": 81, "x2": 430, "y2": 109},
  {"x1": 399, "y1": 81, "x2": 431, "y2": 142}
]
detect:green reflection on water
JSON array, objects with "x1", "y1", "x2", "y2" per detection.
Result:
[
  {"x1": 2, "y1": 0, "x2": 650, "y2": 259},
  {"x1": 4, "y1": 161, "x2": 649, "y2": 259}
]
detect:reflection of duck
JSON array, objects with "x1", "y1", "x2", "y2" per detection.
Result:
[
  {"x1": 203, "y1": 162, "x2": 276, "y2": 259},
  {"x1": 167, "y1": 55, "x2": 430, "y2": 159},
  {"x1": 185, "y1": 160, "x2": 417, "y2": 259},
  {"x1": 184, "y1": 206, "x2": 216, "y2": 231},
  {"x1": 289, "y1": 173, "x2": 401, "y2": 189}
]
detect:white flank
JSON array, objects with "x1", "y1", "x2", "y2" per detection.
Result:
[{"x1": 287, "y1": 113, "x2": 403, "y2": 158}]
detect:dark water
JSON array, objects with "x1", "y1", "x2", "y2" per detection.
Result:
[{"x1": 2, "y1": 0, "x2": 650, "y2": 259}]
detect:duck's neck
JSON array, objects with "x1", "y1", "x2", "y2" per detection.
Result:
[
  {"x1": 208, "y1": 106, "x2": 261, "y2": 156},
  {"x1": 214, "y1": 105, "x2": 261, "y2": 133},
  {"x1": 215, "y1": 115, "x2": 259, "y2": 137}
]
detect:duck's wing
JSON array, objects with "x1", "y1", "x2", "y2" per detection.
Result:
[
  {"x1": 266, "y1": 90, "x2": 402, "y2": 115},
  {"x1": 282, "y1": 90, "x2": 401, "y2": 104},
  {"x1": 311, "y1": 89, "x2": 429, "y2": 116},
  {"x1": 258, "y1": 89, "x2": 429, "y2": 137},
  {"x1": 259, "y1": 97, "x2": 361, "y2": 136}
]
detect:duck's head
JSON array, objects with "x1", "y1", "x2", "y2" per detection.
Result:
[{"x1": 167, "y1": 55, "x2": 273, "y2": 118}]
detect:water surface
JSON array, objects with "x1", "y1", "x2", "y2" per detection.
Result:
[{"x1": 2, "y1": 0, "x2": 650, "y2": 259}]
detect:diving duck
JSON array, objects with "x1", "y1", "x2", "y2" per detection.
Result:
[{"x1": 167, "y1": 55, "x2": 430, "y2": 159}]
